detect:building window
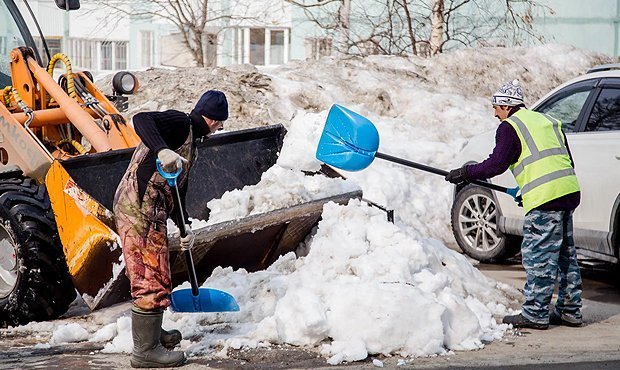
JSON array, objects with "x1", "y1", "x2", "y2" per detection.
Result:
[
  {"x1": 234, "y1": 28, "x2": 289, "y2": 66},
  {"x1": 81, "y1": 40, "x2": 93, "y2": 69},
  {"x1": 305, "y1": 37, "x2": 332, "y2": 60},
  {"x1": 205, "y1": 33, "x2": 217, "y2": 67},
  {"x1": 47, "y1": 38, "x2": 63, "y2": 57},
  {"x1": 33, "y1": 37, "x2": 62, "y2": 65},
  {"x1": 101, "y1": 41, "x2": 113, "y2": 70},
  {"x1": 141, "y1": 31, "x2": 153, "y2": 67},
  {"x1": 233, "y1": 29, "x2": 244, "y2": 64},
  {"x1": 250, "y1": 28, "x2": 265, "y2": 65},
  {"x1": 270, "y1": 30, "x2": 285, "y2": 65},
  {"x1": 115, "y1": 42, "x2": 128, "y2": 70}
]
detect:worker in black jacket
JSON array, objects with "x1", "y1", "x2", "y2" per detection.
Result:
[{"x1": 113, "y1": 90, "x2": 227, "y2": 368}]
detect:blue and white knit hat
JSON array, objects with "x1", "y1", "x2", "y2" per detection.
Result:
[{"x1": 492, "y1": 79, "x2": 524, "y2": 106}]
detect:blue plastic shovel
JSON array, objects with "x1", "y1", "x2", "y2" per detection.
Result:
[
  {"x1": 315, "y1": 104, "x2": 520, "y2": 201},
  {"x1": 156, "y1": 160, "x2": 240, "y2": 313}
]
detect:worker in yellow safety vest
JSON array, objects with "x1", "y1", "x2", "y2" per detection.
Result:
[{"x1": 445, "y1": 79, "x2": 583, "y2": 330}]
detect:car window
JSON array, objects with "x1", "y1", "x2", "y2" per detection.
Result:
[
  {"x1": 536, "y1": 80, "x2": 597, "y2": 132},
  {"x1": 585, "y1": 88, "x2": 620, "y2": 132}
]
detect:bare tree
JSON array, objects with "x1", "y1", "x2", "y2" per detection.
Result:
[
  {"x1": 289, "y1": 0, "x2": 552, "y2": 58},
  {"x1": 286, "y1": 0, "x2": 351, "y2": 54},
  {"x1": 430, "y1": 0, "x2": 444, "y2": 55},
  {"x1": 97, "y1": 0, "x2": 283, "y2": 67},
  {"x1": 336, "y1": 0, "x2": 351, "y2": 55}
]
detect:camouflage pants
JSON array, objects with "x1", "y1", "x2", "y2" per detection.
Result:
[
  {"x1": 521, "y1": 210, "x2": 582, "y2": 324},
  {"x1": 114, "y1": 178, "x2": 173, "y2": 311}
]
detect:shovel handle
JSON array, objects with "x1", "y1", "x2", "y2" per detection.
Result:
[
  {"x1": 158, "y1": 159, "x2": 201, "y2": 297},
  {"x1": 375, "y1": 152, "x2": 520, "y2": 200},
  {"x1": 171, "y1": 185, "x2": 200, "y2": 297}
]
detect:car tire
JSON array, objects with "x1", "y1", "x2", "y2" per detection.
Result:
[
  {"x1": 451, "y1": 184, "x2": 521, "y2": 263},
  {"x1": 0, "y1": 176, "x2": 76, "y2": 327}
]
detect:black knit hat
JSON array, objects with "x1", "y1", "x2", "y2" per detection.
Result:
[{"x1": 194, "y1": 90, "x2": 228, "y2": 121}]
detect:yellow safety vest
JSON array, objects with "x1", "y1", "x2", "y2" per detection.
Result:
[{"x1": 504, "y1": 109, "x2": 580, "y2": 214}]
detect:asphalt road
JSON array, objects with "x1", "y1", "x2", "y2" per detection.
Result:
[{"x1": 2, "y1": 260, "x2": 620, "y2": 369}]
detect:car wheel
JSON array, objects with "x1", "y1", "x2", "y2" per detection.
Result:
[{"x1": 451, "y1": 184, "x2": 521, "y2": 263}]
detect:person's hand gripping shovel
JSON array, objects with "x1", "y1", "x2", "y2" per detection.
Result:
[{"x1": 156, "y1": 159, "x2": 240, "y2": 313}]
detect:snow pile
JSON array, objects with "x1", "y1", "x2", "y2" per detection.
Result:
[
  {"x1": 101, "y1": 44, "x2": 613, "y2": 135},
  {"x1": 106, "y1": 44, "x2": 611, "y2": 242},
  {"x1": 205, "y1": 110, "x2": 358, "y2": 225},
  {"x1": 164, "y1": 200, "x2": 517, "y2": 363},
  {"x1": 206, "y1": 164, "x2": 359, "y2": 224},
  {"x1": 100, "y1": 64, "x2": 280, "y2": 131},
  {"x1": 49, "y1": 323, "x2": 89, "y2": 344}
]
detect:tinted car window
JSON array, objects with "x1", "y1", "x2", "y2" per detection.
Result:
[
  {"x1": 536, "y1": 80, "x2": 597, "y2": 132},
  {"x1": 585, "y1": 88, "x2": 620, "y2": 132}
]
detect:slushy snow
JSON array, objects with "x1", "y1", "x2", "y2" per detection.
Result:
[{"x1": 2, "y1": 44, "x2": 612, "y2": 364}]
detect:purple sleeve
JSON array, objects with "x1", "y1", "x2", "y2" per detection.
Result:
[{"x1": 466, "y1": 122, "x2": 521, "y2": 181}]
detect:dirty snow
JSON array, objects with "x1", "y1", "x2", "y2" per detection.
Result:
[{"x1": 3, "y1": 44, "x2": 614, "y2": 364}]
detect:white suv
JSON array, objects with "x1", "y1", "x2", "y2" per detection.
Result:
[{"x1": 451, "y1": 64, "x2": 620, "y2": 263}]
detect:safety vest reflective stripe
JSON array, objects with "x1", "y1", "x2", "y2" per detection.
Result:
[
  {"x1": 509, "y1": 114, "x2": 570, "y2": 178},
  {"x1": 505, "y1": 109, "x2": 579, "y2": 213},
  {"x1": 512, "y1": 147, "x2": 569, "y2": 178},
  {"x1": 541, "y1": 113, "x2": 566, "y2": 147},
  {"x1": 520, "y1": 167, "x2": 576, "y2": 195}
]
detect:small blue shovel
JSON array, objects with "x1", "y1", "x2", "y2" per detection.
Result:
[
  {"x1": 315, "y1": 104, "x2": 520, "y2": 201},
  {"x1": 156, "y1": 160, "x2": 240, "y2": 313}
]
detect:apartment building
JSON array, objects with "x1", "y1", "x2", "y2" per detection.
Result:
[{"x1": 17, "y1": 0, "x2": 167, "y2": 73}]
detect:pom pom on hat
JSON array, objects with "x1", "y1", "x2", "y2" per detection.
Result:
[{"x1": 492, "y1": 79, "x2": 524, "y2": 106}]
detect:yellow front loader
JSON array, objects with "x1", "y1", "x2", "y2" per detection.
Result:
[{"x1": 0, "y1": 37, "x2": 142, "y2": 325}]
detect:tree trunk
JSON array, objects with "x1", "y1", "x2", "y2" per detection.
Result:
[
  {"x1": 192, "y1": 29, "x2": 205, "y2": 67},
  {"x1": 430, "y1": 0, "x2": 444, "y2": 55},
  {"x1": 399, "y1": 0, "x2": 418, "y2": 56},
  {"x1": 335, "y1": 0, "x2": 351, "y2": 56}
]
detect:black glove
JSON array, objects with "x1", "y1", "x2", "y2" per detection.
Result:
[
  {"x1": 516, "y1": 195, "x2": 523, "y2": 208},
  {"x1": 445, "y1": 166, "x2": 469, "y2": 184}
]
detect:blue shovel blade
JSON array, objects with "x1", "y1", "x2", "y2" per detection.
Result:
[
  {"x1": 316, "y1": 104, "x2": 380, "y2": 171},
  {"x1": 170, "y1": 288, "x2": 240, "y2": 313}
]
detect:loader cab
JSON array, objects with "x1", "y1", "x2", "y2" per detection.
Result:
[
  {"x1": 0, "y1": 0, "x2": 81, "y2": 88},
  {"x1": 0, "y1": 0, "x2": 40, "y2": 87}
]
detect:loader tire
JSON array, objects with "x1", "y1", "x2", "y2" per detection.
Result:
[{"x1": 0, "y1": 176, "x2": 76, "y2": 327}]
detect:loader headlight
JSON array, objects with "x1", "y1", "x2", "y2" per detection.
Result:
[{"x1": 112, "y1": 71, "x2": 138, "y2": 95}]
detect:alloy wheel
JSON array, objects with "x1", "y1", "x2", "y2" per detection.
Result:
[{"x1": 457, "y1": 193, "x2": 500, "y2": 253}]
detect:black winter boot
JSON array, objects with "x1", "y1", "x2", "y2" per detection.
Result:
[
  {"x1": 131, "y1": 307, "x2": 187, "y2": 368},
  {"x1": 502, "y1": 313, "x2": 548, "y2": 330},
  {"x1": 550, "y1": 309, "x2": 582, "y2": 327},
  {"x1": 161, "y1": 327, "x2": 182, "y2": 349}
]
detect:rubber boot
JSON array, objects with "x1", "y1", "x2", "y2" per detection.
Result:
[
  {"x1": 160, "y1": 328, "x2": 182, "y2": 349},
  {"x1": 131, "y1": 307, "x2": 186, "y2": 368}
]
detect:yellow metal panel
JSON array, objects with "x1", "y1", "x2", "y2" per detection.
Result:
[{"x1": 45, "y1": 160, "x2": 127, "y2": 309}]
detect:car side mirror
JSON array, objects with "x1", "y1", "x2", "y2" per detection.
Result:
[{"x1": 54, "y1": 0, "x2": 80, "y2": 10}]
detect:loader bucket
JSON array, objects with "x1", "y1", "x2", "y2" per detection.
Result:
[
  {"x1": 47, "y1": 125, "x2": 361, "y2": 310},
  {"x1": 45, "y1": 160, "x2": 128, "y2": 310}
]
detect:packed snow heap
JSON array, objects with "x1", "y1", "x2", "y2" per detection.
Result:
[{"x1": 7, "y1": 45, "x2": 614, "y2": 364}]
